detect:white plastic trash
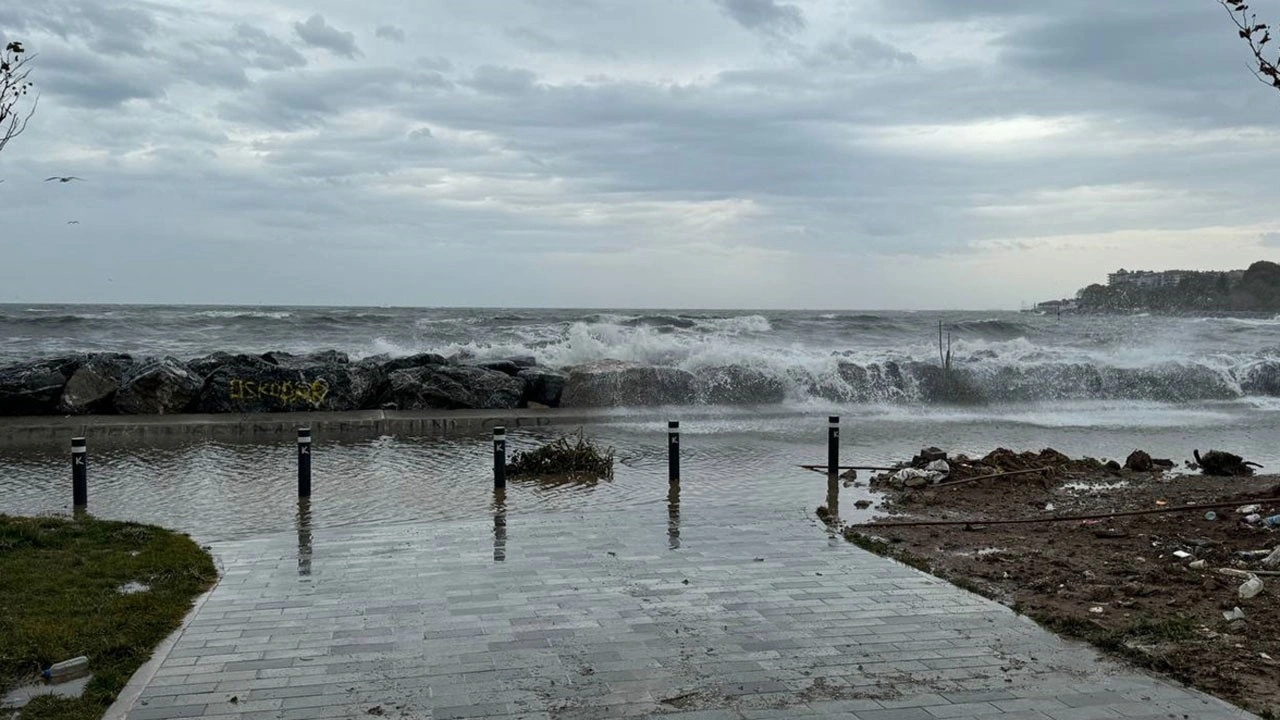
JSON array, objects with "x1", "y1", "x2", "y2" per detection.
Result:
[
  {"x1": 1264, "y1": 546, "x2": 1280, "y2": 569},
  {"x1": 42, "y1": 656, "x2": 89, "y2": 681},
  {"x1": 1239, "y1": 575, "x2": 1264, "y2": 600},
  {"x1": 925, "y1": 459, "x2": 950, "y2": 475},
  {"x1": 1223, "y1": 607, "x2": 1246, "y2": 621}
]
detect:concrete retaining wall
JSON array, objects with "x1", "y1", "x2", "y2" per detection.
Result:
[{"x1": 0, "y1": 408, "x2": 624, "y2": 449}]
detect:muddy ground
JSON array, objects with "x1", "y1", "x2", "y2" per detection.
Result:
[{"x1": 838, "y1": 449, "x2": 1280, "y2": 719}]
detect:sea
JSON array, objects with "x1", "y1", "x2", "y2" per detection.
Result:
[{"x1": 3, "y1": 304, "x2": 1280, "y2": 541}]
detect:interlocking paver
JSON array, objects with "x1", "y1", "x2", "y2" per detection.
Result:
[{"x1": 113, "y1": 506, "x2": 1262, "y2": 719}]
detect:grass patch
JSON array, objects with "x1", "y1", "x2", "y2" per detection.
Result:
[{"x1": 0, "y1": 514, "x2": 216, "y2": 720}]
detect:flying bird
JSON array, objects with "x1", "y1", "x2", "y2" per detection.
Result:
[
  {"x1": 66, "y1": 220, "x2": 80, "y2": 225},
  {"x1": 45, "y1": 176, "x2": 84, "y2": 183}
]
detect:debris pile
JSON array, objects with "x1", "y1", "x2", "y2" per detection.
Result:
[
  {"x1": 845, "y1": 444, "x2": 1280, "y2": 719},
  {"x1": 507, "y1": 431, "x2": 615, "y2": 480}
]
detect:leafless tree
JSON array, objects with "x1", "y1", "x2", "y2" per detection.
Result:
[
  {"x1": 0, "y1": 41, "x2": 36, "y2": 155},
  {"x1": 1220, "y1": 1, "x2": 1280, "y2": 90}
]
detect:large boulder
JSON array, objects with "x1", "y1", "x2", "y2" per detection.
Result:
[
  {"x1": 115, "y1": 358, "x2": 203, "y2": 415},
  {"x1": 187, "y1": 352, "x2": 268, "y2": 379},
  {"x1": 59, "y1": 353, "x2": 133, "y2": 414},
  {"x1": 380, "y1": 365, "x2": 524, "y2": 410},
  {"x1": 559, "y1": 360, "x2": 697, "y2": 407},
  {"x1": 0, "y1": 357, "x2": 81, "y2": 416},
  {"x1": 379, "y1": 353, "x2": 450, "y2": 373},
  {"x1": 262, "y1": 350, "x2": 350, "y2": 368},
  {"x1": 518, "y1": 368, "x2": 568, "y2": 407},
  {"x1": 695, "y1": 365, "x2": 786, "y2": 404},
  {"x1": 197, "y1": 359, "x2": 383, "y2": 413},
  {"x1": 475, "y1": 360, "x2": 523, "y2": 377}
]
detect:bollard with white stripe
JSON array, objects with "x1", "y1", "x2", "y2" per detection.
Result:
[
  {"x1": 493, "y1": 427, "x2": 506, "y2": 490},
  {"x1": 297, "y1": 428, "x2": 312, "y2": 498},
  {"x1": 668, "y1": 421, "x2": 680, "y2": 484},
  {"x1": 71, "y1": 437, "x2": 87, "y2": 508},
  {"x1": 827, "y1": 416, "x2": 839, "y2": 476}
]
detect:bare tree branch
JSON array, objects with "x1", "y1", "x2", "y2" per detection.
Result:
[
  {"x1": 0, "y1": 41, "x2": 38, "y2": 155},
  {"x1": 1219, "y1": 0, "x2": 1280, "y2": 90}
]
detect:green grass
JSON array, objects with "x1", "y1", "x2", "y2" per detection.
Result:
[{"x1": 0, "y1": 514, "x2": 216, "y2": 720}]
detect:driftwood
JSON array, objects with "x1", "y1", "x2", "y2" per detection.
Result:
[{"x1": 508, "y1": 431, "x2": 615, "y2": 480}]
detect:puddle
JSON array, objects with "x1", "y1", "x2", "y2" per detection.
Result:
[
  {"x1": 117, "y1": 581, "x2": 150, "y2": 595},
  {"x1": 1, "y1": 674, "x2": 92, "y2": 710}
]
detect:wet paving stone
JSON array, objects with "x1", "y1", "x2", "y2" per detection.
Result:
[{"x1": 121, "y1": 505, "x2": 1261, "y2": 719}]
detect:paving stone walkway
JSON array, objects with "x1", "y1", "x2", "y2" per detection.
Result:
[{"x1": 117, "y1": 499, "x2": 1257, "y2": 720}]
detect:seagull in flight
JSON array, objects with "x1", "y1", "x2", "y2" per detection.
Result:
[
  {"x1": 45, "y1": 176, "x2": 84, "y2": 183},
  {"x1": 66, "y1": 220, "x2": 80, "y2": 225}
]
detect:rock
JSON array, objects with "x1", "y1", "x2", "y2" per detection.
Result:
[
  {"x1": 1124, "y1": 450, "x2": 1154, "y2": 472},
  {"x1": 502, "y1": 356, "x2": 539, "y2": 368},
  {"x1": 380, "y1": 365, "x2": 524, "y2": 410},
  {"x1": 917, "y1": 447, "x2": 948, "y2": 464},
  {"x1": 904, "y1": 475, "x2": 929, "y2": 489},
  {"x1": 1104, "y1": 460, "x2": 1122, "y2": 472},
  {"x1": 198, "y1": 359, "x2": 382, "y2": 413},
  {"x1": 1193, "y1": 449, "x2": 1261, "y2": 477},
  {"x1": 0, "y1": 357, "x2": 81, "y2": 415},
  {"x1": 187, "y1": 352, "x2": 268, "y2": 378},
  {"x1": 59, "y1": 354, "x2": 132, "y2": 414},
  {"x1": 475, "y1": 360, "x2": 523, "y2": 377},
  {"x1": 263, "y1": 350, "x2": 350, "y2": 368},
  {"x1": 518, "y1": 368, "x2": 568, "y2": 407},
  {"x1": 694, "y1": 365, "x2": 787, "y2": 404},
  {"x1": 115, "y1": 358, "x2": 202, "y2": 415},
  {"x1": 379, "y1": 353, "x2": 450, "y2": 373},
  {"x1": 560, "y1": 360, "x2": 696, "y2": 407}
]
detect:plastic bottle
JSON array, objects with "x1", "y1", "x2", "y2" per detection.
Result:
[
  {"x1": 41, "y1": 656, "x2": 89, "y2": 681},
  {"x1": 1263, "y1": 514, "x2": 1280, "y2": 529},
  {"x1": 1239, "y1": 575, "x2": 1264, "y2": 600},
  {"x1": 1204, "y1": 511, "x2": 1217, "y2": 521}
]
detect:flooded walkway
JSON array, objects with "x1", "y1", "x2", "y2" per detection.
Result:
[{"x1": 115, "y1": 500, "x2": 1256, "y2": 719}]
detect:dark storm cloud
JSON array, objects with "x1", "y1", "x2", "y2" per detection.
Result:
[
  {"x1": 375, "y1": 25, "x2": 406, "y2": 43},
  {"x1": 713, "y1": 0, "x2": 805, "y2": 35},
  {"x1": 293, "y1": 14, "x2": 360, "y2": 58}
]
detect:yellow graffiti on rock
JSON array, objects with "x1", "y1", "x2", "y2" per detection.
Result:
[{"x1": 229, "y1": 378, "x2": 330, "y2": 408}]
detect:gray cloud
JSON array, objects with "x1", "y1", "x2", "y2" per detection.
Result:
[
  {"x1": 3, "y1": 0, "x2": 1280, "y2": 308},
  {"x1": 807, "y1": 34, "x2": 917, "y2": 68},
  {"x1": 714, "y1": 0, "x2": 805, "y2": 35},
  {"x1": 293, "y1": 14, "x2": 360, "y2": 58},
  {"x1": 375, "y1": 24, "x2": 405, "y2": 43},
  {"x1": 468, "y1": 65, "x2": 539, "y2": 95}
]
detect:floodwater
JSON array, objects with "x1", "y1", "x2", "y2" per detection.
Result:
[{"x1": 2, "y1": 402, "x2": 1278, "y2": 543}]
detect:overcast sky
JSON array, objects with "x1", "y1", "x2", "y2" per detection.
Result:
[{"x1": 1, "y1": 0, "x2": 1279, "y2": 309}]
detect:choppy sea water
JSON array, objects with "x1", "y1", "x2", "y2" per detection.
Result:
[{"x1": 3, "y1": 304, "x2": 1280, "y2": 541}]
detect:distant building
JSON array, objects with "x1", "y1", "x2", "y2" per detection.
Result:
[
  {"x1": 1035, "y1": 299, "x2": 1078, "y2": 313},
  {"x1": 1107, "y1": 268, "x2": 1228, "y2": 289}
]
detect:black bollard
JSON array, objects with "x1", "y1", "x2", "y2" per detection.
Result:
[
  {"x1": 493, "y1": 427, "x2": 506, "y2": 490},
  {"x1": 297, "y1": 428, "x2": 312, "y2": 498},
  {"x1": 71, "y1": 437, "x2": 87, "y2": 508},
  {"x1": 668, "y1": 421, "x2": 680, "y2": 483},
  {"x1": 827, "y1": 416, "x2": 839, "y2": 476}
]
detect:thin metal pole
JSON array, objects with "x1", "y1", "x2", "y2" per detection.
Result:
[
  {"x1": 71, "y1": 437, "x2": 87, "y2": 508},
  {"x1": 827, "y1": 416, "x2": 839, "y2": 476},
  {"x1": 493, "y1": 427, "x2": 506, "y2": 490},
  {"x1": 668, "y1": 421, "x2": 680, "y2": 483},
  {"x1": 297, "y1": 428, "x2": 312, "y2": 498}
]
